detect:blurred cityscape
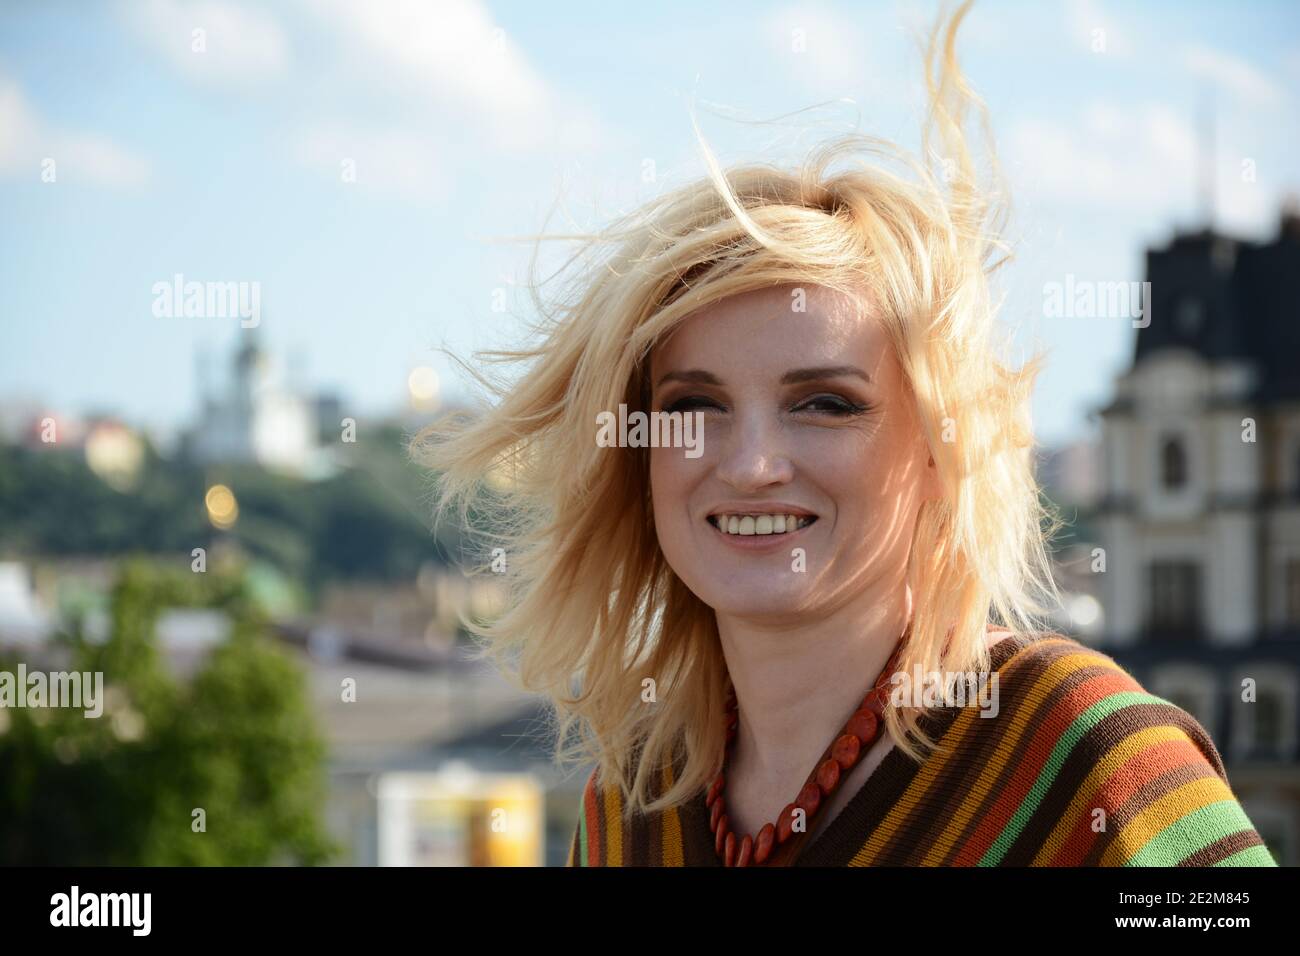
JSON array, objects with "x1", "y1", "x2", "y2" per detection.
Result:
[
  {"x1": 2, "y1": 207, "x2": 1298, "y2": 866},
  {"x1": 1086, "y1": 205, "x2": 1300, "y2": 866},
  {"x1": 0, "y1": 330, "x2": 577, "y2": 866}
]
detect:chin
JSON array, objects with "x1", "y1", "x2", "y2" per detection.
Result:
[{"x1": 694, "y1": 582, "x2": 810, "y2": 618}]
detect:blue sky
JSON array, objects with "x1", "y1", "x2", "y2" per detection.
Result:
[{"x1": 1, "y1": 0, "x2": 1297, "y2": 447}]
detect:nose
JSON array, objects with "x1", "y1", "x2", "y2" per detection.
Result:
[{"x1": 714, "y1": 408, "x2": 794, "y2": 491}]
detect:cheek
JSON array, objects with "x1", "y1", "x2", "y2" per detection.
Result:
[
  {"x1": 807, "y1": 423, "x2": 922, "y2": 519},
  {"x1": 649, "y1": 449, "x2": 689, "y2": 523},
  {"x1": 649, "y1": 451, "x2": 701, "y2": 572},
  {"x1": 799, "y1": 428, "x2": 873, "y2": 492}
]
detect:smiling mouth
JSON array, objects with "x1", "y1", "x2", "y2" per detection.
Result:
[{"x1": 706, "y1": 513, "x2": 818, "y2": 536}]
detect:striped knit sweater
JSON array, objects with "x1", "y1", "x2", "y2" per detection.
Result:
[{"x1": 567, "y1": 632, "x2": 1277, "y2": 866}]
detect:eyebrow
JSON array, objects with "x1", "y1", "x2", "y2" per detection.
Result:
[{"x1": 654, "y1": 365, "x2": 872, "y2": 390}]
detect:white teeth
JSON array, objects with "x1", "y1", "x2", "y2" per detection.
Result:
[{"x1": 711, "y1": 513, "x2": 813, "y2": 536}]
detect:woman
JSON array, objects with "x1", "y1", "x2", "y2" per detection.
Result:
[{"x1": 415, "y1": 2, "x2": 1276, "y2": 867}]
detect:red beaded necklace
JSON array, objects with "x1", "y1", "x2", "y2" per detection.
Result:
[{"x1": 706, "y1": 634, "x2": 908, "y2": 867}]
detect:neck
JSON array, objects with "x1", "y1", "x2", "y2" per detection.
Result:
[{"x1": 716, "y1": 576, "x2": 912, "y2": 798}]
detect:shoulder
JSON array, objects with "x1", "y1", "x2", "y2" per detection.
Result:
[
  {"x1": 568, "y1": 755, "x2": 685, "y2": 867},
  {"x1": 980, "y1": 630, "x2": 1224, "y2": 777},
  {"x1": 960, "y1": 630, "x2": 1275, "y2": 865},
  {"x1": 983, "y1": 630, "x2": 1184, "y2": 718},
  {"x1": 568, "y1": 765, "x2": 612, "y2": 868}
]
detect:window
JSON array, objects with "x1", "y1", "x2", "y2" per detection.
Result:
[
  {"x1": 1160, "y1": 436, "x2": 1187, "y2": 489},
  {"x1": 1167, "y1": 690, "x2": 1206, "y2": 725},
  {"x1": 1240, "y1": 801, "x2": 1291, "y2": 866},
  {"x1": 1147, "y1": 561, "x2": 1201, "y2": 637},
  {"x1": 1175, "y1": 295, "x2": 1205, "y2": 336},
  {"x1": 1231, "y1": 669, "x2": 1298, "y2": 763},
  {"x1": 1150, "y1": 665, "x2": 1217, "y2": 734},
  {"x1": 1287, "y1": 558, "x2": 1300, "y2": 628},
  {"x1": 1255, "y1": 689, "x2": 1284, "y2": 754}
]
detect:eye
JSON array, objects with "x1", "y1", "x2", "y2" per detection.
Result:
[
  {"x1": 795, "y1": 394, "x2": 871, "y2": 416},
  {"x1": 662, "y1": 395, "x2": 724, "y2": 414}
]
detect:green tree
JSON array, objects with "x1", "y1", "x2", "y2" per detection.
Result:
[
  {"x1": 0, "y1": 559, "x2": 337, "y2": 865},
  {"x1": 0, "y1": 431, "x2": 463, "y2": 599}
]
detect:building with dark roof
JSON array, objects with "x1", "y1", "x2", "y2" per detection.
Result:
[{"x1": 1091, "y1": 204, "x2": 1300, "y2": 865}]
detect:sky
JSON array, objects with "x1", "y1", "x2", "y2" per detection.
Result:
[{"x1": 1, "y1": 0, "x2": 1297, "y2": 448}]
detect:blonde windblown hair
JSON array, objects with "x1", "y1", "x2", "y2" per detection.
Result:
[{"x1": 412, "y1": 0, "x2": 1064, "y2": 818}]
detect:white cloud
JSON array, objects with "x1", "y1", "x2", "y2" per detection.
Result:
[
  {"x1": 299, "y1": 0, "x2": 605, "y2": 154},
  {"x1": 1008, "y1": 103, "x2": 1192, "y2": 206},
  {"x1": 1183, "y1": 44, "x2": 1285, "y2": 108},
  {"x1": 120, "y1": 0, "x2": 289, "y2": 88},
  {"x1": 290, "y1": 122, "x2": 448, "y2": 203},
  {"x1": 0, "y1": 77, "x2": 150, "y2": 187},
  {"x1": 762, "y1": 4, "x2": 877, "y2": 95},
  {"x1": 1006, "y1": 100, "x2": 1272, "y2": 231},
  {"x1": 1066, "y1": 0, "x2": 1132, "y2": 57}
]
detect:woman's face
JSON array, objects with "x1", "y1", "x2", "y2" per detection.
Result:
[{"x1": 647, "y1": 283, "x2": 939, "y2": 622}]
